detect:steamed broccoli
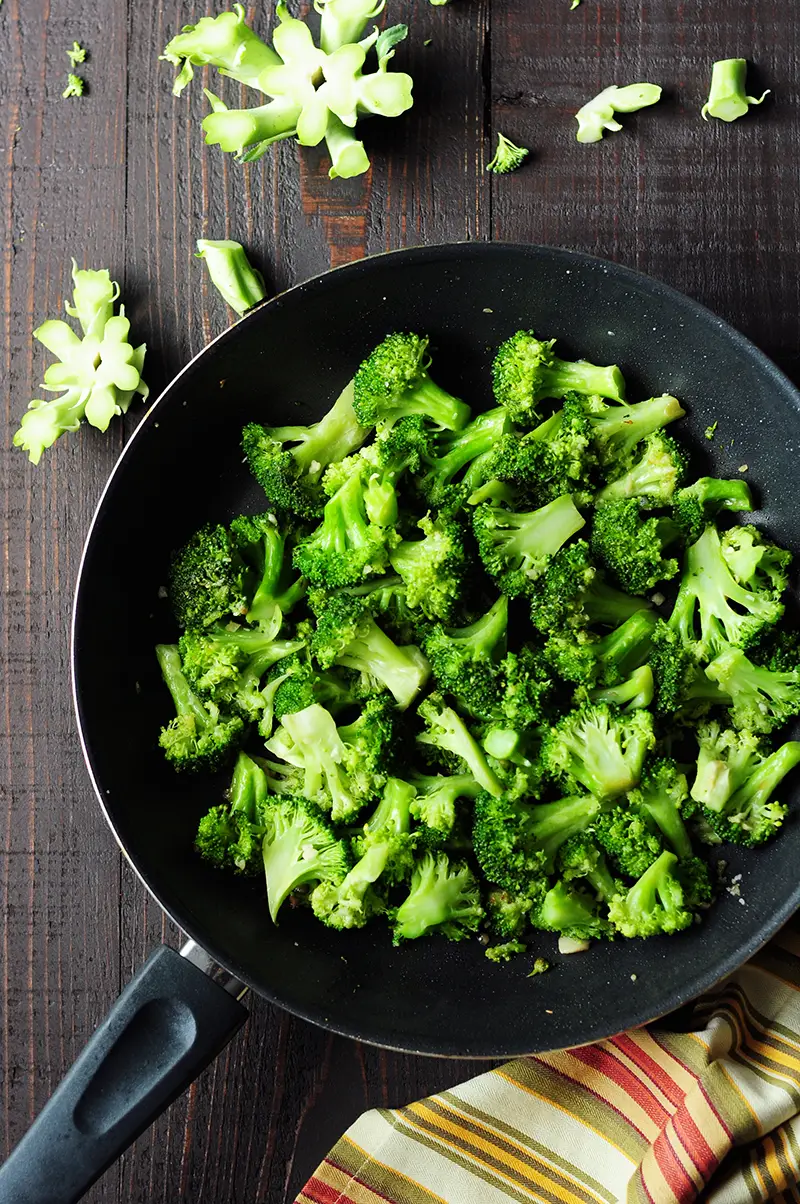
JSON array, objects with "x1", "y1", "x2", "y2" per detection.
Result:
[
  {"x1": 389, "y1": 513, "x2": 472, "y2": 621},
  {"x1": 312, "y1": 594, "x2": 430, "y2": 709},
  {"x1": 595, "y1": 433, "x2": 688, "y2": 505},
  {"x1": 243, "y1": 381, "x2": 369, "y2": 518},
  {"x1": 409, "y1": 772, "x2": 481, "y2": 847},
  {"x1": 353, "y1": 334, "x2": 470, "y2": 432},
  {"x1": 195, "y1": 752, "x2": 271, "y2": 873},
  {"x1": 422, "y1": 596, "x2": 508, "y2": 711},
  {"x1": 584, "y1": 393, "x2": 685, "y2": 468},
  {"x1": 527, "y1": 541, "x2": 650, "y2": 635},
  {"x1": 310, "y1": 778, "x2": 416, "y2": 929},
  {"x1": 668, "y1": 525, "x2": 784, "y2": 659},
  {"x1": 156, "y1": 644, "x2": 244, "y2": 772},
  {"x1": 169, "y1": 523, "x2": 249, "y2": 631},
  {"x1": 178, "y1": 626, "x2": 303, "y2": 721},
  {"x1": 690, "y1": 723, "x2": 800, "y2": 845},
  {"x1": 704, "y1": 645, "x2": 800, "y2": 734},
  {"x1": 492, "y1": 330, "x2": 626, "y2": 426},
  {"x1": 417, "y1": 694, "x2": 503, "y2": 796},
  {"x1": 293, "y1": 462, "x2": 397, "y2": 588},
  {"x1": 418, "y1": 407, "x2": 511, "y2": 510},
  {"x1": 591, "y1": 499, "x2": 681, "y2": 594},
  {"x1": 473, "y1": 493, "x2": 586, "y2": 597},
  {"x1": 627, "y1": 758, "x2": 693, "y2": 859},
  {"x1": 393, "y1": 852, "x2": 484, "y2": 942},
  {"x1": 485, "y1": 887, "x2": 534, "y2": 939},
  {"x1": 533, "y1": 879, "x2": 612, "y2": 940},
  {"x1": 593, "y1": 804, "x2": 664, "y2": 878},
  {"x1": 673, "y1": 477, "x2": 754, "y2": 544},
  {"x1": 542, "y1": 703, "x2": 654, "y2": 799},
  {"x1": 269, "y1": 649, "x2": 360, "y2": 721},
  {"x1": 720, "y1": 527, "x2": 790, "y2": 599},
  {"x1": 473, "y1": 790, "x2": 600, "y2": 891},
  {"x1": 544, "y1": 609, "x2": 657, "y2": 687},
  {"x1": 608, "y1": 850, "x2": 694, "y2": 938},
  {"x1": 589, "y1": 665, "x2": 654, "y2": 711},
  {"x1": 230, "y1": 511, "x2": 306, "y2": 627},
  {"x1": 649, "y1": 620, "x2": 731, "y2": 717},
  {"x1": 262, "y1": 797, "x2": 351, "y2": 922}
]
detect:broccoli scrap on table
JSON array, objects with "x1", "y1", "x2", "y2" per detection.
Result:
[
  {"x1": 67, "y1": 41, "x2": 87, "y2": 66},
  {"x1": 486, "y1": 133, "x2": 530, "y2": 175},
  {"x1": 196, "y1": 239, "x2": 267, "y2": 315},
  {"x1": 153, "y1": 324, "x2": 800, "y2": 956},
  {"x1": 62, "y1": 74, "x2": 85, "y2": 98},
  {"x1": 702, "y1": 59, "x2": 769, "y2": 123},
  {"x1": 575, "y1": 83, "x2": 662, "y2": 143}
]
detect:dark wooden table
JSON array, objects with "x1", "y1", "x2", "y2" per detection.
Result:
[{"x1": 2, "y1": 1, "x2": 799, "y2": 1200}]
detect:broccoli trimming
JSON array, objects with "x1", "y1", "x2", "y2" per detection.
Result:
[
  {"x1": 486, "y1": 133, "x2": 529, "y2": 174},
  {"x1": 701, "y1": 59, "x2": 769, "y2": 123},
  {"x1": 575, "y1": 83, "x2": 662, "y2": 143},
  {"x1": 196, "y1": 239, "x2": 267, "y2": 315}
]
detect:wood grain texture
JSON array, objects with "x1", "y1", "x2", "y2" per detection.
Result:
[{"x1": 2, "y1": 0, "x2": 799, "y2": 1200}]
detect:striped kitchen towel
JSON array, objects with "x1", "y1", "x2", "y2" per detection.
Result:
[{"x1": 296, "y1": 917, "x2": 800, "y2": 1203}]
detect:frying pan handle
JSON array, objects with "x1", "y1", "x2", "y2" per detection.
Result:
[{"x1": 0, "y1": 943, "x2": 248, "y2": 1204}]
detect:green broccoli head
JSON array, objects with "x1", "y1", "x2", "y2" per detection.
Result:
[
  {"x1": 584, "y1": 393, "x2": 685, "y2": 469},
  {"x1": 542, "y1": 703, "x2": 655, "y2": 800},
  {"x1": 392, "y1": 852, "x2": 484, "y2": 942},
  {"x1": 178, "y1": 627, "x2": 302, "y2": 721},
  {"x1": 485, "y1": 887, "x2": 536, "y2": 939},
  {"x1": 229, "y1": 510, "x2": 306, "y2": 626},
  {"x1": 649, "y1": 619, "x2": 731, "y2": 718},
  {"x1": 389, "y1": 513, "x2": 473, "y2": 622},
  {"x1": 418, "y1": 407, "x2": 512, "y2": 512},
  {"x1": 407, "y1": 772, "x2": 480, "y2": 848},
  {"x1": 168, "y1": 523, "x2": 249, "y2": 631},
  {"x1": 705, "y1": 645, "x2": 800, "y2": 734},
  {"x1": 353, "y1": 333, "x2": 470, "y2": 431},
  {"x1": 672, "y1": 477, "x2": 754, "y2": 544},
  {"x1": 595, "y1": 432, "x2": 688, "y2": 506},
  {"x1": 608, "y1": 850, "x2": 695, "y2": 938},
  {"x1": 720, "y1": 526, "x2": 791, "y2": 599},
  {"x1": 593, "y1": 803, "x2": 664, "y2": 879},
  {"x1": 533, "y1": 879, "x2": 614, "y2": 941},
  {"x1": 473, "y1": 790, "x2": 600, "y2": 892},
  {"x1": 591, "y1": 499, "x2": 681, "y2": 595},
  {"x1": 156, "y1": 644, "x2": 244, "y2": 772},
  {"x1": 416, "y1": 694, "x2": 503, "y2": 796},
  {"x1": 293, "y1": 462, "x2": 398, "y2": 589},
  {"x1": 262, "y1": 796, "x2": 352, "y2": 922},
  {"x1": 472, "y1": 493, "x2": 586, "y2": 597},
  {"x1": 492, "y1": 330, "x2": 626, "y2": 426},
  {"x1": 195, "y1": 803, "x2": 263, "y2": 875},
  {"x1": 527, "y1": 540, "x2": 650, "y2": 636},
  {"x1": 627, "y1": 757, "x2": 693, "y2": 860}
]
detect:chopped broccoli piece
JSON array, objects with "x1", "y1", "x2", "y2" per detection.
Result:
[
  {"x1": 592, "y1": 499, "x2": 681, "y2": 594},
  {"x1": 485, "y1": 940, "x2": 528, "y2": 961},
  {"x1": 262, "y1": 797, "x2": 351, "y2": 922},
  {"x1": 705, "y1": 645, "x2": 800, "y2": 734},
  {"x1": 593, "y1": 804, "x2": 664, "y2": 879},
  {"x1": 228, "y1": 751, "x2": 270, "y2": 821},
  {"x1": 312, "y1": 594, "x2": 430, "y2": 708},
  {"x1": 311, "y1": 778, "x2": 416, "y2": 929},
  {"x1": 668, "y1": 526, "x2": 784, "y2": 659},
  {"x1": 485, "y1": 396, "x2": 597, "y2": 506},
  {"x1": 628, "y1": 758, "x2": 693, "y2": 859},
  {"x1": 486, "y1": 133, "x2": 529, "y2": 174},
  {"x1": 528, "y1": 540, "x2": 651, "y2": 636},
  {"x1": 409, "y1": 772, "x2": 481, "y2": 847},
  {"x1": 589, "y1": 665, "x2": 654, "y2": 711},
  {"x1": 418, "y1": 407, "x2": 511, "y2": 510},
  {"x1": 229, "y1": 511, "x2": 306, "y2": 627},
  {"x1": 423, "y1": 596, "x2": 508, "y2": 709},
  {"x1": 156, "y1": 644, "x2": 244, "y2": 772},
  {"x1": 542, "y1": 703, "x2": 654, "y2": 800},
  {"x1": 584, "y1": 393, "x2": 685, "y2": 468},
  {"x1": 196, "y1": 239, "x2": 267, "y2": 315},
  {"x1": 293, "y1": 461, "x2": 397, "y2": 588},
  {"x1": 195, "y1": 804, "x2": 262, "y2": 874},
  {"x1": 269, "y1": 649, "x2": 359, "y2": 721},
  {"x1": 389, "y1": 513, "x2": 472, "y2": 621},
  {"x1": 690, "y1": 722, "x2": 800, "y2": 846},
  {"x1": 702, "y1": 59, "x2": 769, "y2": 123},
  {"x1": 243, "y1": 381, "x2": 369, "y2": 519},
  {"x1": 353, "y1": 333, "x2": 470, "y2": 431},
  {"x1": 608, "y1": 850, "x2": 695, "y2": 938},
  {"x1": 417, "y1": 695, "x2": 503, "y2": 796},
  {"x1": 485, "y1": 887, "x2": 534, "y2": 940},
  {"x1": 672, "y1": 477, "x2": 754, "y2": 544},
  {"x1": 575, "y1": 83, "x2": 662, "y2": 143},
  {"x1": 545, "y1": 609, "x2": 657, "y2": 687},
  {"x1": 393, "y1": 852, "x2": 484, "y2": 941},
  {"x1": 492, "y1": 330, "x2": 626, "y2": 426},
  {"x1": 650, "y1": 620, "x2": 731, "y2": 717},
  {"x1": 178, "y1": 626, "x2": 303, "y2": 720},
  {"x1": 720, "y1": 527, "x2": 790, "y2": 598},
  {"x1": 534, "y1": 879, "x2": 612, "y2": 940},
  {"x1": 596, "y1": 433, "x2": 688, "y2": 505},
  {"x1": 63, "y1": 73, "x2": 85, "y2": 98},
  {"x1": 473, "y1": 493, "x2": 586, "y2": 597},
  {"x1": 67, "y1": 41, "x2": 87, "y2": 66},
  {"x1": 473, "y1": 791, "x2": 600, "y2": 891},
  {"x1": 169, "y1": 523, "x2": 249, "y2": 631}
]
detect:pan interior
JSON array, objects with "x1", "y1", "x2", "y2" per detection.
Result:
[{"x1": 73, "y1": 244, "x2": 800, "y2": 1057}]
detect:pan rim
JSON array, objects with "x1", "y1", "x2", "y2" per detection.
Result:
[{"x1": 71, "y1": 240, "x2": 800, "y2": 1058}]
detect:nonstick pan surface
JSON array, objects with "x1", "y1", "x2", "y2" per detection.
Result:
[{"x1": 73, "y1": 242, "x2": 800, "y2": 1059}]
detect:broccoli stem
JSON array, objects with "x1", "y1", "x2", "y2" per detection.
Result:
[
  {"x1": 156, "y1": 644, "x2": 208, "y2": 726},
  {"x1": 483, "y1": 727, "x2": 520, "y2": 759},
  {"x1": 540, "y1": 358, "x2": 626, "y2": 404},
  {"x1": 540, "y1": 880, "x2": 596, "y2": 929},
  {"x1": 336, "y1": 616, "x2": 430, "y2": 709},
  {"x1": 725, "y1": 742, "x2": 800, "y2": 817},
  {"x1": 317, "y1": 0, "x2": 387, "y2": 54},
  {"x1": 196, "y1": 240, "x2": 266, "y2": 316},
  {"x1": 325, "y1": 114, "x2": 371, "y2": 179},
  {"x1": 702, "y1": 59, "x2": 769, "y2": 123},
  {"x1": 590, "y1": 665, "x2": 654, "y2": 711},
  {"x1": 584, "y1": 581, "x2": 651, "y2": 626},
  {"x1": 506, "y1": 493, "x2": 586, "y2": 563},
  {"x1": 202, "y1": 97, "x2": 302, "y2": 155},
  {"x1": 273, "y1": 381, "x2": 368, "y2": 476},
  {"x1": 530, "y1": 796, "x2": 599, "y2": 870},
  {"x1": 229, "y1": 752, "x2": 269, "y2": 821},
  {"x1": 423, "y1": 408, "x2": 510, "y2": 490},
  {"x1": 592, "y1": 395, "x2": 685, "y2": 463},
  {"x1": 690, "y1": 477, "x2": 754, "y2": 511}
]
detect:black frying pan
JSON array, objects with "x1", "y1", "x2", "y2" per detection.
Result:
[{"x1": 3, "y1": 243, "x2": 800, "y2": 1203}]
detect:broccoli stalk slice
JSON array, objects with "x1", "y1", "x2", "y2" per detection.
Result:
[
  {"x1": 388, "y1": 513, "x2": 470, "y2": 621},
  {"x1": 393, "y1": 852, "x2": 484, "y2": 941},
  {"x1": 669, "y1": 526, "x2": 783, "y2": 657},
  {"x1": 590, "y1": 665, "x2": 654, "y2": 711},
  {"x1": 417, "y1": 697, "x2": 503, "y2": 797},
  {"x1": 608, "y1": 850, "x2": 693, "y2": 938},
  {"x1": 543, "y1": 703, "x2": 654, "y2": 800},
  {"x1": 705, "y1": 646, "x2": 800, "y2": 734},
  {"x1": 702, "y1": 59, "x2": 769, "y2": 123},
  {"x1": 353, "y1": 333, "x2": 471, "y2": 431},
  {"x1": 575, "y1": 83, "x2": 662, "y2": 143},
  {"x1": 196, "y1": 240, "x2": 266, "y2": 315},
  {"x1": 262, "y1": 798, "x2": 350, "y2": 922},
  {"x1": 588, "y1": 394, "x2": 685, "y2": 466},
  {"x1": 473, "y1": 493, "x2": 586, "y2": 593}
]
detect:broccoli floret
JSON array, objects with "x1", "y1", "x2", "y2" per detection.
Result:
[
  {"x1": 593, "y1": 804, "x2": 664, "y2": 878},
  {"x1": 169, "y1": 523, "x2": 249, "y2": 630},
  {"x1": 558, "y1": 835, "x2": 622, "y2": 901},
  {"x1": 649, "y1": 620, "x2": 730, "y2": 717},
  {"x1": 533, "y1": 879, "x2": 613, "y2": 941},
  {"x1": 476, "y1": 646, "x2": 554, "y2": 743},
  {"x1": 195, "y1": 752, "x2": 271, "y2": 873},
  {"x1": 389, "y1": 513, "x2": 472, "y2": 621},
  {"x1": 545, "y1": 609, "x2": 657, "y2": 687},
  {"x1": 720, "y1": 527, "x2": 791, "y2": 598},
  {"x1": 704, "y1": 645, "x2": 800, "y2": 734},
  {"x1": 392, "y1": 852, "x2": 484, "y2": 941},
  {"x1": 627, "y1": 758, "x2": 693, "y2": 859},
  {"x1": 261, "y1": 797, "x2": 351, "y2": 923},
  {"x1": 589, "y1": 665, "x2": 654, "y2": 712},
  {"x1": 527, "y1": 540, "x2": 651, "y2": 635},
  {"x1": 228, "y1": 751, "x2": 270, "y2": 820},
  {"x1": 266, "y1": 702, "x2": 381, "y2": 822},
  {"x1": 596, "y1": 433, "x2": 688, "y2": 506},
  {"x1": 751, "y1": 628, "x2": 800, "y2": 673},
  {"x1": 417, "y1": 407, "x2": 511, "y2": 510},
  {"x1": 473, "y1": 493, "x2": 586, "y2": 598},
  {"x1": 156, "y1": 644, "x2": 244, "y2": 772},
  {"x1": 543, "y1": 703, "x2": 654, "y2": 800},
  {"x1": 293, "y1": 463, "x2": 398, "y2": 589},
  {"x1": 417, "y1": 695, "x2": 503, "y2": 796},
  {"x1": 608, "y1": 850, "x2": 694, "y2": 938},
  {"x1": 242, "y1": 381, "x2": 369, "y2": 519},
  {"x1": 592, "y1": 500, "x2": 681, "y2": 595},
  {"x1": 347, "y1": 416, "x2": 436, "y2": 526},
  {"x1": 409, "y1": 772, "x2": 481, "y2": 847},
  {"x1": 178, "y1": 627, "x2": 303, "y2": 721},
  {"x1": 690, "y1": 722, "x2": 800, "y2": 846},
  {"x1": 337, "y1": 694, "x2": 397, "y2": 799},
  {"x1": 473, "y1": 791, "x2": 600, "y2": 890},
  {"x1": 352, "y1": 333, "x2": 470, "y2": 432},
  {"x1": 668, "y1": 526, "x2": 784, "y2": 659},
  {"x1": 584, "y1": 393, "x2": 685, "y2": 468},
  {"x1": 423, "y1": 596, "x2": 508, "y2": 714},
  {"x1": 229, "y1": 511, "x2": 306, "y2": 627},
  {"x1": 269, "y1": 649, "x2": 360, "y2": 721},
  {"x1": 312, "y1": 595, "x2": 430, "y2": 709},
  {"x1": 311, "y1": 778, "x2": 416, "y2": 929},
  {"x1": 492, "y1": 331, "x2": 626, "y2": 427},
  {"x1": 485, "y1": 887, "x2": 534, "y2": 939},
  {"x1": 486, "y1": 133, "x2": 529, "y2": 174},
  {"x1": 673, "y1": 477, "x2": 754, "y2": 544}
]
